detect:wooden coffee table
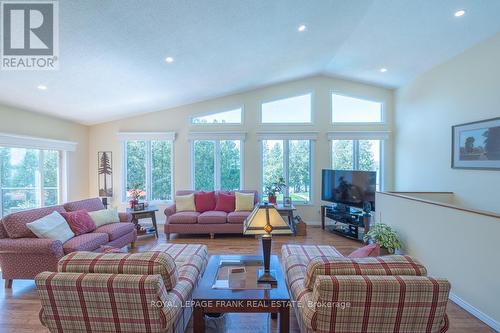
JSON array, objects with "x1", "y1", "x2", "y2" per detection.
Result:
[{"x1": 192, "y1": 255, "x2": 290, "y2": 333}]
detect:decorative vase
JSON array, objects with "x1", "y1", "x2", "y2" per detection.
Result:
[
  {"x1": 268, "y1": 195, "x2": 277, "y2": 204},
  {"x1": 130, "y1": 199, "x2": 138, "y2": 209}
]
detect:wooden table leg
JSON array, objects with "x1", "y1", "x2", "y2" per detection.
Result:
[
  {"x1": 193, "y1": 306, "x2": 204, "y2": 333},
  {"x1": 279, "y1": 306, "x2": 289, "y2": 333},
  {"x1": 151, "y1": 212, "x2": 158, "y2": 238}
]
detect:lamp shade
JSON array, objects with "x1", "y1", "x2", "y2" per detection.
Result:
[{"x1": 243, "y1": 203, "x2": 293, "y2": 235}]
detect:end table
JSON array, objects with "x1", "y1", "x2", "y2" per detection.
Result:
[{"x1": 126, "y1": 205, "x2": 159, "y2": 238}]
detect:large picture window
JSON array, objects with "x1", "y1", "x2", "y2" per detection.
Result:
[
  {"x1": 261, "y1": 93, "x2": 312, "y2": 123},
  {"x1": 332, "y1": 93, "x2": 383, "y2": 123},
  {"x1": 123, "y1": 140, "x2": 173, "y2": 201},
  {"x1": 331, "y1": 139, "x2": 382, "y2": 189},
  {"x1": 192, "y1": 140, "x2": 242, "y2": 191},
  {"x1": 262, "y1": 139, "x2": 311, "y2": 204},
  {"x1": 0, "y1": 147, "x2": 60, "y2": 216}
]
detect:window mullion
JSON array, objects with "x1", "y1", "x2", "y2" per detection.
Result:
[
  {"x1": 146, "y1": 141, "x2": 152, "y2": 201},
  {"x1": 283, "y1": 140, "x2": 290, "y2": 198},
  {"x1": 38, "y1": 150, "x2": 44, "y2": 207},
  {"x1": 214, "y1": 141, "x2": 221, "y2": 191}
]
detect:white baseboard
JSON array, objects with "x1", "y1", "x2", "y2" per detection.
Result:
[{"x1": 449, "y1": 292, "x2": 500, "y2": 332}]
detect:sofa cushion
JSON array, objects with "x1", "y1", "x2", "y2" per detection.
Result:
[
  {"x1": 2, "y1": 205, "x2": 66, "y2": 239},
  {"x1": 60, "y1": 210, "x2": 96, "y2": 236},
  {"x1": 198, "y1": 211, "x2": 227, "y2": 224},
  {"x1": 194, "y1": 191, "x2": 216, "y2": 213},
  {"x1": 168, "y1": 212, "x2": 200, "y2": 224},
  {"x1": 62, "y1": 232, "x2": 109, "y2": 254},
  {"x1": 95, "y1": 222, "x2": 135, "y2": 241},
  {"x1": 88, "y1": 208, "x2": 120, "y2": 227},
  {"x1": 63, "y1": 198, "x2": 105, "y2": 212},
  {"x1": 281, "y1": 244, "x2": 342, "y2": 261},
  {"x1": 215, "y1": 192, "x2": 236, "y2": 213},
  {"x1": 304, "y1": 255, "x2": 428, "y2": 290},
  {"x1": 151, "y1": 243, "x2": 208, "y2": 270},
  {"x1": 348, "y1": 243, "x2": 380, "y2": 258},
  {"x1": 235, "y1": 192, "x2": 255, "y2": 211},
  {"x1": 227, "y1": 211, "x2": 251, "y2": 224},
  {"x1": 175, "y1": 194, "x2": 196, "y2": 212},
  {"x1": 26, "y1": 211, "x2": 74, "y2": 243},
  {"x1": 58, "y1": 251, "x2": 178, "y2": 291}
]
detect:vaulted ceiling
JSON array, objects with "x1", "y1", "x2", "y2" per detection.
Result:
[{"x1": 1, "y1": 0, "x2": 500, "y2": 125}]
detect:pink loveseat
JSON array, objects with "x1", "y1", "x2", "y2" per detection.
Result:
[
  {"x1": 0, "y1": 198, "x2": 137, "y2": 288},
  {"x1": 164, "y1": 190, "x2": 259, "y2": 239}
]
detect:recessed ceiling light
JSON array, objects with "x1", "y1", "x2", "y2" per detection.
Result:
[
  {"x1": 165, "y1": 57, "x2": 174, "y2": 63},
  {"x1": 380, "y1": 68, "x2": 387, "y2": 73},
  {"x1": 37, "y1": 85, "x2": 47, "y2": 90},
  {"x1": 454, "y1": 10, "x2": 465, "y2": 17},
  {"x1": 298, "y1": 24, "x2": 307, "y2": 32}
]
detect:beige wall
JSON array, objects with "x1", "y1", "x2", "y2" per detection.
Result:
[
  {"x1": 376, "y1": 192, "x2": 500, "y2": 330},
  {"x1": 88, "y1": 75, "x2": 394, "y2": 222},
  {"x1": 394, "y1": 32, "x2": 500, "y2": 213},
  {"x1": 0, "y1": 104, "x2": 89, "y2": 201}
]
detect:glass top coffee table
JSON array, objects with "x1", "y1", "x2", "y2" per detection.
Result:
[{"x1": 192, "y1": 255, "x2": 290, "y2": 333}]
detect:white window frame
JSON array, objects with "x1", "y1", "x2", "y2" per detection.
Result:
[
  {"x1": 119, "y1": 132, "x2": 176, "y2": 203},
  {"x1": 190, "y1": 106, "x2": 244, "y2": 126},
  {"x1": 0, "y1": 132, "x2": 76, "y2": 217},
  {"x1": 260, "y1": 92, "x2": 314, "y2": 125},
  {"x1": 331, "y1": 91, "x2": 385, "y2": 125},
  {"x1": 258, "y1": 132, "x2": 317, "y2": 205},
  {"x1": 328, "y1": 131, "x2": 389, "y2": 191},
  {"x1": 189, "y1": 132, "x2": 245, "y2": 191}
]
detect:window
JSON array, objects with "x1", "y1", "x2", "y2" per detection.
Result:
[
  {"x1": 331, "y1": 139, "x2": 382, "y2": 189},
  {"x1": 123, "y1": 140, "x2": 173, "y2": 201},
  {"x1": 191, "y1": 108, "x2": 242, "y2": 124},
  {"x1": 262, "y1": 140, "x2": 311, "y2": 203},
  {"x1": 193, "y1": 140, "x2": 242, "y2": 191},
  {"x1": 261, "y1": 93, "x2": 312, "y2": 123},
  {"x1": 332, "y1": 94, "x2": 382, "y2": 123},
  {"x1": 0, "y1": 147, "x2": 61, "y2": 216}
]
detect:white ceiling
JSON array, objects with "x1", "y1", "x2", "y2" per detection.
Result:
[{"x1": 1, "y1": 0, "x2": 500, "y2": 125}]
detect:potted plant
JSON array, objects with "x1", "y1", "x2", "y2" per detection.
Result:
[
  {"x1": 265, "y1": 177, "x2": 286, "y2": 204},
  {"x1": 363, "y1": 223, "x2": 402, "y2": 255},
  {"x1": 127, "y1": 186, "x2": 146, "y2": 209}
]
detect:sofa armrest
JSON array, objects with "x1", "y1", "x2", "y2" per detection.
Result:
[
  {"x1": 0, "y1": 237, "x2": 64, "y2": 256},
  {"x1": 164, "y1": 204, "x2": 176, "y2": 217},
  {"x1": 119, "y1": 212, "x2": 133, "y2": 223}
]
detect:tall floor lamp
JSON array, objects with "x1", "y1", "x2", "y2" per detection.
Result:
[{"x1": 243, "y1": 203, "x2": 293, "y2": 283}]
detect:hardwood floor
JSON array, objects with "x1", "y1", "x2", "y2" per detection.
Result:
[{"x1": 0, "y1": 226, "x2": 495, "y2": 333}]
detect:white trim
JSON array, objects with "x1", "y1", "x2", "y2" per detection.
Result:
[
  {"x1": 188, "y1": 132, "x2": 246, "y2": 141},
  {"x1": 0, "y1": 132, "x2": 77, "y2": 151},
  {"x1": 327, "y1": 131, "x2": 390, "y2": 140},
  {"x1": 256, "y1": 132, "x2": 319, "y2": 141},
  {"x1": 449, "y1": 292, "x2": 500, "y2": 332},
  {"x1": 117, "y1": 132, "x2": 176, "y2": 141}
]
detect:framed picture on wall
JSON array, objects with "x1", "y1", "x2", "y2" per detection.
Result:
[
  {"x1": 98, "y1": 151, "x2": 113, "y2": 196},
  {"x1": 452, "y1": 117, "x2": 500, "y2": 170}
]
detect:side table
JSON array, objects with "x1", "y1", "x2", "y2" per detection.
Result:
[{"x1": 126, "y1": 205, "x2": 159, "y2": 238}]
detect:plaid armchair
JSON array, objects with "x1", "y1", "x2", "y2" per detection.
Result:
[
  {"x1": 282, "y1": 245, "x2": 450, "y2": 333},
  {"x1": 35, "y1": 244, "x2": 208, "y2": 333}
]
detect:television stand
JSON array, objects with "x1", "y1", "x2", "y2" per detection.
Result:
[{"x1": 321, "y1": 205, "x2": 371, "y2": 242}]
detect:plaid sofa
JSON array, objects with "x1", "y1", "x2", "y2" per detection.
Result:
[
  {"x1": 281, "y1": 244, "x2": 450, "y2": 333},
  {"x1": 35, "y1": 243, "x2": 208, "y2": 333}
]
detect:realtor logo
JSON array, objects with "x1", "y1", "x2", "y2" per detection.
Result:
[{"x1": 1, "y1": 1, "x2": 59, "y2": 70}]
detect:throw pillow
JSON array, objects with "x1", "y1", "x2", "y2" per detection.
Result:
[
  {"x1": 194, "y1": 191, "x2": 216, "y2": 213},
  {"x1": 60, "y1": 210, "x2": 96, "y2": 235},
  {"x1": 88, "y1": 208, "x2": 120, "y2": 227},
  {"x1": 215, "y1": 192, "x2": 236, "y2": 213},
  {"x1": 100, "y1": 245, "x2": 124, "y2": 253},
  {"x1": 26, "y1": 211, "x2": 75, "y2": 243},
  {"x1": 348, "y1": 243, "x2": 381, "y2": 258},
  {"x1": 235, "y1": 192, "x2": 255, "y2": 211},
  {"x1": 176, "y1": 193, "x2": 196, "y2": 212}
]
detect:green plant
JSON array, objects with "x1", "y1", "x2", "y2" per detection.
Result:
[
  {"x1": 265, "y1": 177, "x2": 286, "y2": 197},
  {"x1": 363, "y1": 223, "x2": 402, "y2": 254}
]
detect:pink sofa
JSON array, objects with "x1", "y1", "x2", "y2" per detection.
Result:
[
  {"x1": 164, "y1": 190, "x2": 259, "y2": 239},
  {"x1": 0, "y1": 198, "x2": 137, "y2": 288}
]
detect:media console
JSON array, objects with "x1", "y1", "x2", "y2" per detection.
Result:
[{"x1": 321, "y1": 205, "x2": 371, "y2": 242}]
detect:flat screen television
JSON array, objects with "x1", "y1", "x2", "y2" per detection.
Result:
[{"x1": 321, "y1": 169, "x2": 376, "y2": 211}]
